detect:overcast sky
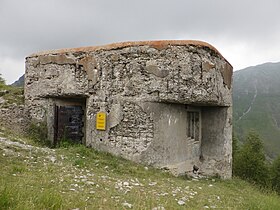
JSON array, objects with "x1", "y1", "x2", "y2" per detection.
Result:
[{"x1": 0, "y1": 0, "x2": 280, "y2": 84}]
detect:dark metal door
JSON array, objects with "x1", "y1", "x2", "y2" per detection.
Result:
[{"x1": 54, "y1": 105, "x2": 84, "y2": 145}]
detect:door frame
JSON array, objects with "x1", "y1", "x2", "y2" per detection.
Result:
[{"x1": 52, "y1": 97, "x2": 87, "y2": 146}]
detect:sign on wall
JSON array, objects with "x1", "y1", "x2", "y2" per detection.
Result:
[{"x1": 96, "y1": 112, "x2": 106, "y2": 130}]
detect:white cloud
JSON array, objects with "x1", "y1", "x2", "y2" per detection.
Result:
[
  {"x1": 0, "y1": 0, "x2": 280, "y2": 82},
  {"x1": 0, "y1": 57, "x2": 25, "y2": 84}
]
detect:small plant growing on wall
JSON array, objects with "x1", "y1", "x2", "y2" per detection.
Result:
[{"x1": 28, "y1": 121, "x2": 50, "y2": 147}]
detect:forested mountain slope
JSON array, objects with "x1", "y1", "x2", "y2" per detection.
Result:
[{"x1": 233, "y1": 62, "x2": 280, "y2": 157}]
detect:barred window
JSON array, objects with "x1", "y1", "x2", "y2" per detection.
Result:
[{"x1": 187, "y1": 111, "x2": 200, "y2": 141}]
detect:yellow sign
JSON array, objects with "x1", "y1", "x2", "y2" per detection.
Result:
[{"x1": 96, "y1": 112, "x2": 106, "y2": 130}]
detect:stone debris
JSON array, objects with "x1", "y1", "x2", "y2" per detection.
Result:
[
  {"x1": 152, "y1": 207, "x2": 165, "y2": 210},
  {"x1": 157, "y1": 192, "x2": 169, "y2": 196},
  {"x1": 0, "y1": 97, "x2": 5, "y2": 104},
  {"x1": 123, "y1": 181, "x2": 129, "y2": 186},
  {"x1": 149, "y1": 182, "x2": 157, "y2": 186},
  {"x1": 180, "y1": 196, "x2": 189, "y2": 202},
  {"x1": 189, "y1": 191, "x2": 198, "y2": 196},
  {"x1": 177, "y1": 200, "x2": 185, "y2": 206},
  {"x1": 86, "y1": 181, "x2": 95, "y2": 186},
  {"x1": 122, "y1": 201, "x2": 133, "y2": 208},
  {"x1": 47, "y1": 155, "x2": 56, "y2": 163},
  {"x1": 0, "y1": 137, "x2": 54, "y2": 154}
]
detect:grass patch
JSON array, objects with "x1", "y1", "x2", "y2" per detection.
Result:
[
  {"x1": 27, "y1": 121, "x2": 51, "y2": 147},
  {"x1": 0, "y1": 132, "x2": 280, "y2": 209},
  {"x1": 35, "y1": 190, "x2": 62, "y2": 210},
  {"x1": 0, "y1": 186, "x2": 15, "y2": 209},
  {"x1": 0, "y1": 83, "x2": 24, "y2": 106}
]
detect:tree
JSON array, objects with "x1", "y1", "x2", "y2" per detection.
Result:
[
  {"x1": 232, "y1": 135, "x2": 239, "y2": 176},
  {"x1": 0, "y1": 74, "x2": 5, "y2": 85},
  {"x1": 271, "y1": 155, "x2": 280, "y2": 194},
  {"x1": 234, "y1": 131, "x2": 269, "y2": 186}
]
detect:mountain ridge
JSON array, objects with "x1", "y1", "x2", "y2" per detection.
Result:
[
  {"x1": 233, "y1": 61, "x2": 280, "y2": 157},
  {"x1": 11, "y1": 74, "x2": 24, "y2": 87}
]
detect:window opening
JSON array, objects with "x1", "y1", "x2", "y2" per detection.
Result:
[{"x1": 187, "y1": 111, "x2": 200, "y2": 141}]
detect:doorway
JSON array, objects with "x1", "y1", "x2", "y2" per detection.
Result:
[{"x1": 53, "y1": 98, "x2": 86, "y2": 146}]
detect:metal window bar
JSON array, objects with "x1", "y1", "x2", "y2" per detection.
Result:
[{"x1": 188, "y1": 111, "x2": 199, "y2": 141}]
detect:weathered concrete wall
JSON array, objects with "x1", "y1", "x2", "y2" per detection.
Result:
[
  {"x1": 0, "y1": 104, "x2": 28, "y2": 134},
  {"x1": 201, "y1": 107, "x2": 232, "y2": 178},
  {"x1": 25, "y1": 40, "x2": 233, "y2": 178}
]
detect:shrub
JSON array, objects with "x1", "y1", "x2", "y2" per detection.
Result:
[
  {"x1": 28, "y1": 121, "x2": 50, "y2": 147},
  {"x1": 232, "y1": 135, "x2": 239, "y2": 176},
  {"x1": 0, "y1": 74, "x2": 5, "y2": 85},
  {"x1": 234, "y1": 131, "x2": 269, "y2": 186},
  {"x1": 271, "y1": 155, "x2": 280, "y2": 194}
]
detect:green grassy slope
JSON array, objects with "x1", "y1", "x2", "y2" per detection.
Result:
[
  {"x1": 233, "y1": 62, "x2": 280, "y2": 157},
  {"x1": 0, "y1": 131, "x2": 280, "y2": 210},
  {"x1": 0, "y1": 81, "x2": 24, "y2": 106}
]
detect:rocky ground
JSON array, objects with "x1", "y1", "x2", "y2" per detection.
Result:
[
  {"x1": 1, "y1": 132, "x2": 280, "y2": 209},
  {"x1": 0, "y1": 133, "x2": 224, "y2": 209}
]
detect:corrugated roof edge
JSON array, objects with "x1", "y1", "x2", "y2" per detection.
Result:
[{"x1": 27, "y1": 40, "x2": 232, "y2": 67}]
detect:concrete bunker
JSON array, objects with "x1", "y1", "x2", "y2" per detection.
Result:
[{"x1": 25, "y1": 40, "x2": 233, "y2": 178}]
